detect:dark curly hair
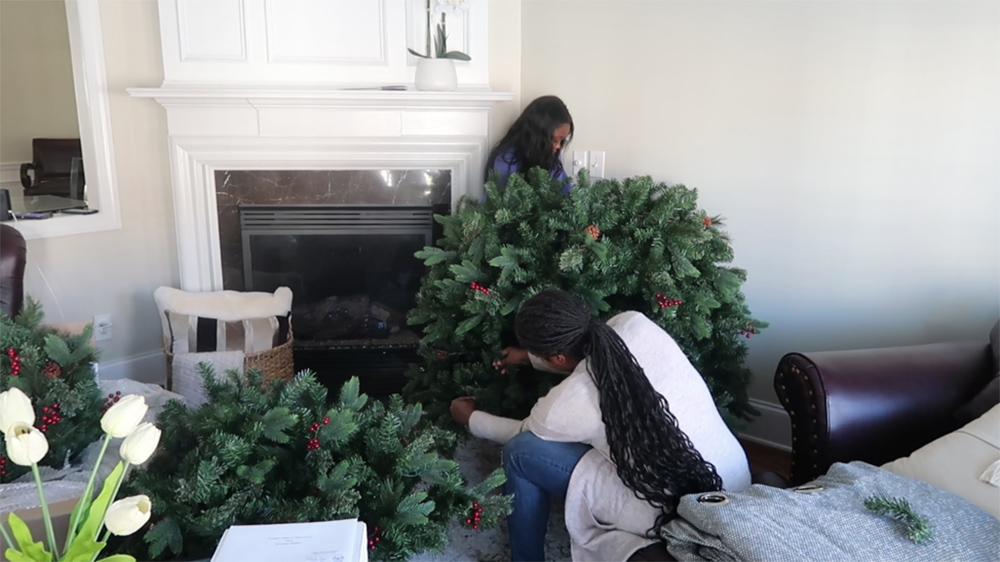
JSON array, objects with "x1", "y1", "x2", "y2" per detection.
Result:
[
  {"x1": 514, "y1": 289, "x2": 724, "y2": 531},
  {"x1": 485, "y1": 95, "x2": 573, "y2": 181}
]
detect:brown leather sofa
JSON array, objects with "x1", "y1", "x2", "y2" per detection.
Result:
[
  {"x1": 0, "y1": 223, "x2": 27, "y2": 318},
  {"x1": 774, "y1": 335, "x2": 996, "y2": 485},
  {"x1": 630, "y1": 326, "x2": 998, "y2": 561}
]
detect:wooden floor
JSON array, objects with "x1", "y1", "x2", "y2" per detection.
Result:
[{"x1": 740, "y1": 439, "x2": 791, "y2": 479}]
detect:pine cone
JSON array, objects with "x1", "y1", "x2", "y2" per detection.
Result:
[
  {"x1": 703, "y1": 217, "x2": 713, "y2": 227},
  {"x1": 43, "y1": 362, "x2": 61, "y2": 379},
  {"x1": 585, "y1": 225, "x2": 601, "y2": 241}
]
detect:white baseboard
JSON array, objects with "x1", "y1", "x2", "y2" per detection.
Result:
[
  {"x1": 97, "y1": 350, "x2": 167, "y2": 385},
  {"x1": 739, "y1": 398, "x2": 791, "y2": 451}
]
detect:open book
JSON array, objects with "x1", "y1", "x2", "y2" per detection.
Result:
[{"x1": 210, "y1": 518, "x2": 368, "y2": 562}]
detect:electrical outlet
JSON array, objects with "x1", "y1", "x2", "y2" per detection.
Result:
[
  {"x1": 571, "y1": 150, "x2": 588, "y2": 178},
  {"x1": 94, "y1": 314, "x2": 113, "y2": 341},
  {"x1": 588, "y1": 150, "x2": 606, "y2": 179}
]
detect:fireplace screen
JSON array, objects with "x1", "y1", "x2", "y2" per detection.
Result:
[{"x1": 240, "y1": 205, "x2": 432, "y2": 345}]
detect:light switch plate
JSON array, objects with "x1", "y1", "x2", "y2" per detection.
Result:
[
  {"x1": 571, "y1": 150, "x2": 588, "y2": 178},
  {"x1": 589, "y1": 150, "x2": 606, "y2": 179}
]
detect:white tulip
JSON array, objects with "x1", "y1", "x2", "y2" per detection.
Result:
[
  {"x1": 4, "y1": 422, "x2": 49, "y2": 466},
  {"x1": 119, "y1": 422, "x2": 161, "y2": 465},
  {"x1": 0, "y1": 387, "x2": 35, "y2": 433},
  {"x1": 103, "y1": 495, "x2": 152, "y2": 536},
  {"x1": 100, "y1": 395, "x2": 148, "y2": 438}
]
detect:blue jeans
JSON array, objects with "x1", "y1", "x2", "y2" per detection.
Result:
[{"x1": 502, "y1": 432, "x2": 591, "y2": 561}]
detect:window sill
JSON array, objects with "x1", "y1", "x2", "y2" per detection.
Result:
[{"x1": 7, "y1": 211, "x2": 121, "y2": 240}]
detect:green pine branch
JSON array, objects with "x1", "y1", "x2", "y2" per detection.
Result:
[{"x1": 864, "y1": 495, "x2": 932, "y2": 545}]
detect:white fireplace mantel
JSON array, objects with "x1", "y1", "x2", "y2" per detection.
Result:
[
  {"x1": 129, "y1": 85, "x2": 513, "y2": 292},
  {"x1": 128, "y1": 86, "x2": 513, "y2": 108}
]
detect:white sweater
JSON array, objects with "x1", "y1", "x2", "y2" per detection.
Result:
[{"x1": 469, "y1": 311, "x2": 751, "y2": 560}]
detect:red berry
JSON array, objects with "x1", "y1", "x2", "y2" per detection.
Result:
[
  {"x1": 473, "y1": 525, "x2": 479, "y2": 530},
  {"x1": 323, "y1": 417, "x2": 330, "y2": 424},
  {"x1": 374, "y1": 537, "x2": 380, "y2": 543},
  {"x1": 466, "y1": 518, "x2": 472, "y2": 524},
  {"x1": 472, "y1": 502, "x2": 479, "y2": 508}
]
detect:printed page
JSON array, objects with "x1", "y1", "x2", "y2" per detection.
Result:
[{"x1": 210, "y1": 518, "x2": 359, "y2": 562}]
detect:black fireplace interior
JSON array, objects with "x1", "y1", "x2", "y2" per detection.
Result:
[{"x1": 240, "y1": 205, "x2": 436, "y2": 397}]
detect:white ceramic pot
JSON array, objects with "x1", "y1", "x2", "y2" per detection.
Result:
[{"x1": 414, "y1": 58, "x2": 457, "y2": 92}]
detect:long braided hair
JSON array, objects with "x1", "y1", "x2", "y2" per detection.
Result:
[{"x1": 515, "y1": 289, "x2": 724, "y2": 530}]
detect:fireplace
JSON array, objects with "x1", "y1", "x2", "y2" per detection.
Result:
[
  {"x1": 128, "y1": 85, "x2": 512, "y2": 393},
  {"x1": 241, "y1": 205, "x2": 431, "y2": 344},
  {"x1": 218, "y1": 170, "x2": 449, "y2": 396}
]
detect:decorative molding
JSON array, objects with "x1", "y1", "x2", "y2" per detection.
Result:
[
  {"x1": 163, "y1": 136, "x2": 485, "y2": 292},
  {"x1": 738, "y1": 398, "x2": 792, "y2": 451}
]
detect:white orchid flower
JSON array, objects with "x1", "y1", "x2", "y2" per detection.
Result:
[{"x1": 435, "y1": 0, "x2": 469, "y2": 16}]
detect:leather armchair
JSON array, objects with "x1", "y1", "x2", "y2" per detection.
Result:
[
  {"x1": 774, "y1": 340, "x2": 993, "y2": 485},
  {"x1": 0, "y1": 223, "x2": 27, "y2": 318},
  {"x1": 20, "y1": 138, "x2": 83, "y2": 198}
]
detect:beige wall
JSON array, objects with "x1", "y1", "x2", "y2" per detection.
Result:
[
  {"x1": 488, "y1": 0, "x2": 522, "y2": 150},
  {"x1": 0, "y1": 0, "x2": 80, "y2": 164},
  {"x1": 22, "y1": 0, "x2": 177, "y2": 379},
  {"x1": 521, "y1": 1, "x2": 1000, "y2": 403}
]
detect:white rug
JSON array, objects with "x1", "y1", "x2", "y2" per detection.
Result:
[{"x1": 410, "y1": 437, "x2": 572, "y2": 562}]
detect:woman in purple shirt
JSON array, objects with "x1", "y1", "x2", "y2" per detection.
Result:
[{"x1": 485, "y1": 95, "x2": 574, "y2": 194}]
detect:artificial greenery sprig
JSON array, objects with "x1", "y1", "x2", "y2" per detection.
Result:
[{"x1": 864, "y1": 494, "x2": 932, "y2": 545}]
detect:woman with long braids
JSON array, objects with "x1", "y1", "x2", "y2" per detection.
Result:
[{"x1": 450, "y1": 289, "x2": 751, "y2": 561}]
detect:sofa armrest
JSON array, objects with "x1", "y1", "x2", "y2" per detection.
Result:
[{"x1": 774, "y1": 341, "x2": 992, "y2": 484}]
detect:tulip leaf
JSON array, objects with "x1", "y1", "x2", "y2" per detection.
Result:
[
  {"x1": 4, "y1": 548, "x2": 40, "y2": 562},
  {"x1": 6, "y1": 512, "x2": 51, "y2": 562},
  {"x1": 63, "y1": 539, "x2": 105, "y2": 562},
  {"x1": 95, "y1": 555, "x2": 136, "y2": 562},
  {"x1": 64, "y1": 461, "x2": 124, "y2": 562},
  {"x1": 407, "y1": 47, "x2": 430, "y2": 59}
]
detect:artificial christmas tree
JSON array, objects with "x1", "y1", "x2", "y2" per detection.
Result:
[
  {"x1": 118, "y1": 367, "x2": 508, "y2": 561},
  {"x1": 0, "y1": 298, "x2": 102, "y2": 482},
  {"x1": 405, "y1": 169, "x2": 766, "y2": 425}
]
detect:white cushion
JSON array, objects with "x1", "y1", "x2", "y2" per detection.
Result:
[{"x1": 882, "y1": 404, "x2": 1000, "y2": 519}]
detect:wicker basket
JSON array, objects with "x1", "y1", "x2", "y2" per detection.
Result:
[{"x1": 164, "y1": 327, "x2": 295, "y2": 391}]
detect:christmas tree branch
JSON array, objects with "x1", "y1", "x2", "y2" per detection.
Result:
[{"x1": 864, "y1": 494, "x2": 932, "y2": 545}]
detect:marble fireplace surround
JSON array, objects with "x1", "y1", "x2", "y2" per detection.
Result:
[{"x1": 128, "y1": 87, "x2": 514, "y2": 291}]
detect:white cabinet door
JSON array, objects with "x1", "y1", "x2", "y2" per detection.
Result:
[{"x1": 158, "y1": 0, "x2": 488, "y2": 86}]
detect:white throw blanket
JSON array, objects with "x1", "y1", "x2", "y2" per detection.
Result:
[{"x1": 469, "y1": 311, "x2": 751, "y2": 561}]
